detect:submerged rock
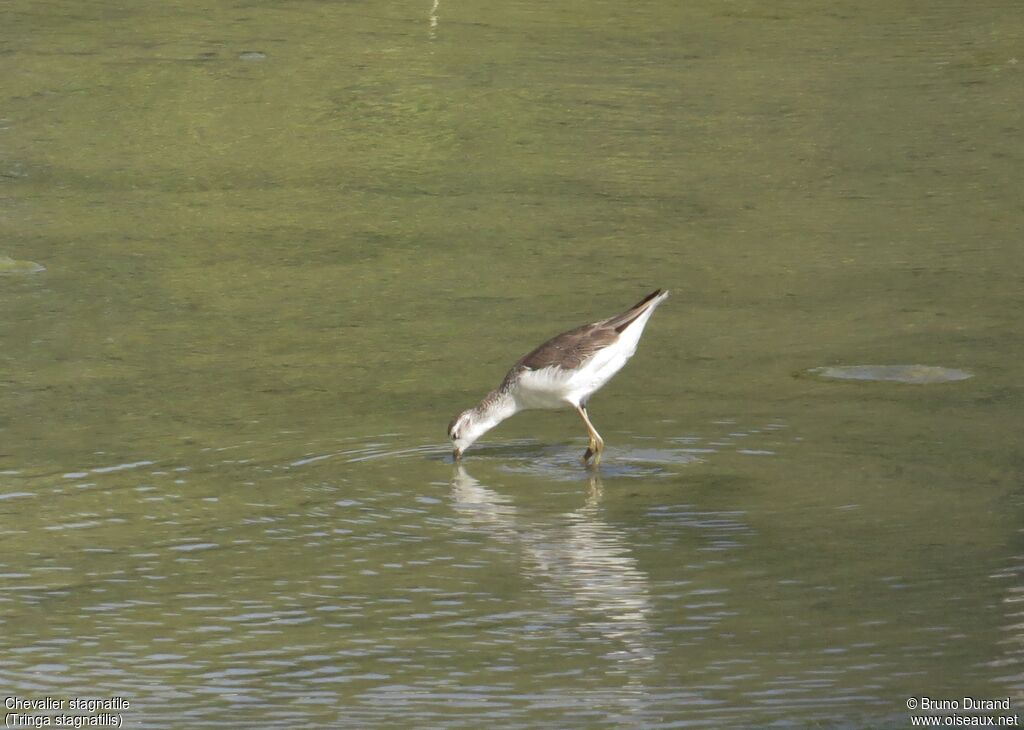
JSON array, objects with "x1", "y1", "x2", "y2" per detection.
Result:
[
  {"x1": 806, "y1": 365, "x2": 972, "y2": 384},
  {"x1": 0, "y1": 256, "x2": 45, "y2": 275}
]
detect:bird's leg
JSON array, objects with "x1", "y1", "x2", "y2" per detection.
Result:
[
  {"x1": 575, "y1": 405, "x2": 605, "y2": 466},
  {"x1": 574, "y1": 405, "x2": 596, "y2": 460}
]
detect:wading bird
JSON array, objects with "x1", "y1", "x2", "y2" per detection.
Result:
[{"x1": 448, "y1": 289, "x2": 669, "y2": 465}]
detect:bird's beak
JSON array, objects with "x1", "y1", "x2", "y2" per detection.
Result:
[{"x1": 452, "y1": 448, "x2": 462, "y2": 462}]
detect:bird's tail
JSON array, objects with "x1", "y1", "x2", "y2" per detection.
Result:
[{"x1": 606, "y1": 289, "x2": 670, "y2": 333}]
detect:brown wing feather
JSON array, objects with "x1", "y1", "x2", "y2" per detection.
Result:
[
  {"x1": 502, "y1": 289, "x2": 662, "y2": 383},
  {"x1": 514, "y1": 323, "x2": 619, "y2": 372}
]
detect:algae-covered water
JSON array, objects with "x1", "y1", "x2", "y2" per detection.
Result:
[{"x1": 2, "y1": 1, "x2": 1023, "y2": 727}]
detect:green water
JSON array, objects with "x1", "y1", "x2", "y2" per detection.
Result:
[{"x1": 2, "y1": 0, "x2": 1023, "y2": 726}]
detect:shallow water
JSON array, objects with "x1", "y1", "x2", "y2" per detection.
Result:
[
  {"x1": 2, "y1": 0, "x2": 1023, "y2": 727},
  {"x1": 806, "y1": 364, "x2": 974, "y2": 384}
]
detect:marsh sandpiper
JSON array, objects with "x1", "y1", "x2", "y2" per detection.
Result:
[{"x1": 448, "y1": 289, "x2": 669, "y2": 465}]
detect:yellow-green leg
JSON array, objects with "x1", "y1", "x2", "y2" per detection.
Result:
[{"x1": 575, "y1": 404, "x2": 605, "y2": 466}]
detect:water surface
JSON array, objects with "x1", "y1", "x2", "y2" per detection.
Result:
[{"x1": 2, "y1": 0, "x2": 1022, "y2": 727}]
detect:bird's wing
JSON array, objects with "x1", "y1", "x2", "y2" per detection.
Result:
[
  {"x1": 504, "y1": 289, "x2": 666, "y2": 379},
  {"x1": 513, "y1": 323, "x2": 619, "y2": 372}
]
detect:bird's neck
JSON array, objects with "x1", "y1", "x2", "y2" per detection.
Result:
[{"x1": 473, "y1": 389, "x2": 518, "y2": 432}]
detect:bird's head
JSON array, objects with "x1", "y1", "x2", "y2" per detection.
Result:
[{"x1": 448, "y1": 408, "x2": 486, "y2": 461}]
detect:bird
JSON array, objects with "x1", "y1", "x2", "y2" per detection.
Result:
[{"x1": 448, "y1": 289, "x2": 669, "y2": 465}]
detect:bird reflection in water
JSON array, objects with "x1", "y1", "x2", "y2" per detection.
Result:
[
  {"x1": 428, "y1": 0, "x2": 439, "y2": 39},
  {"x1": 988, "y1": 557, "x2": 1024, "y2": 700},
  {"x1": 450, "y1": 465, "x2": 656, "y2": 676}
]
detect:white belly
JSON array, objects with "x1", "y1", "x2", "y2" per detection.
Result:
[
  {"x1": 513, "y1": 336, "x2": 638, "y2": 410},
  {"x1": 565, "y1": 342, "x2": 634, "y2": 404},
  {"x1": 510, "y1": 295, "x2": 660, "y2": 411},
  {"x1": 513, "y1": 366, "x2": 579, "y2": 409}
]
